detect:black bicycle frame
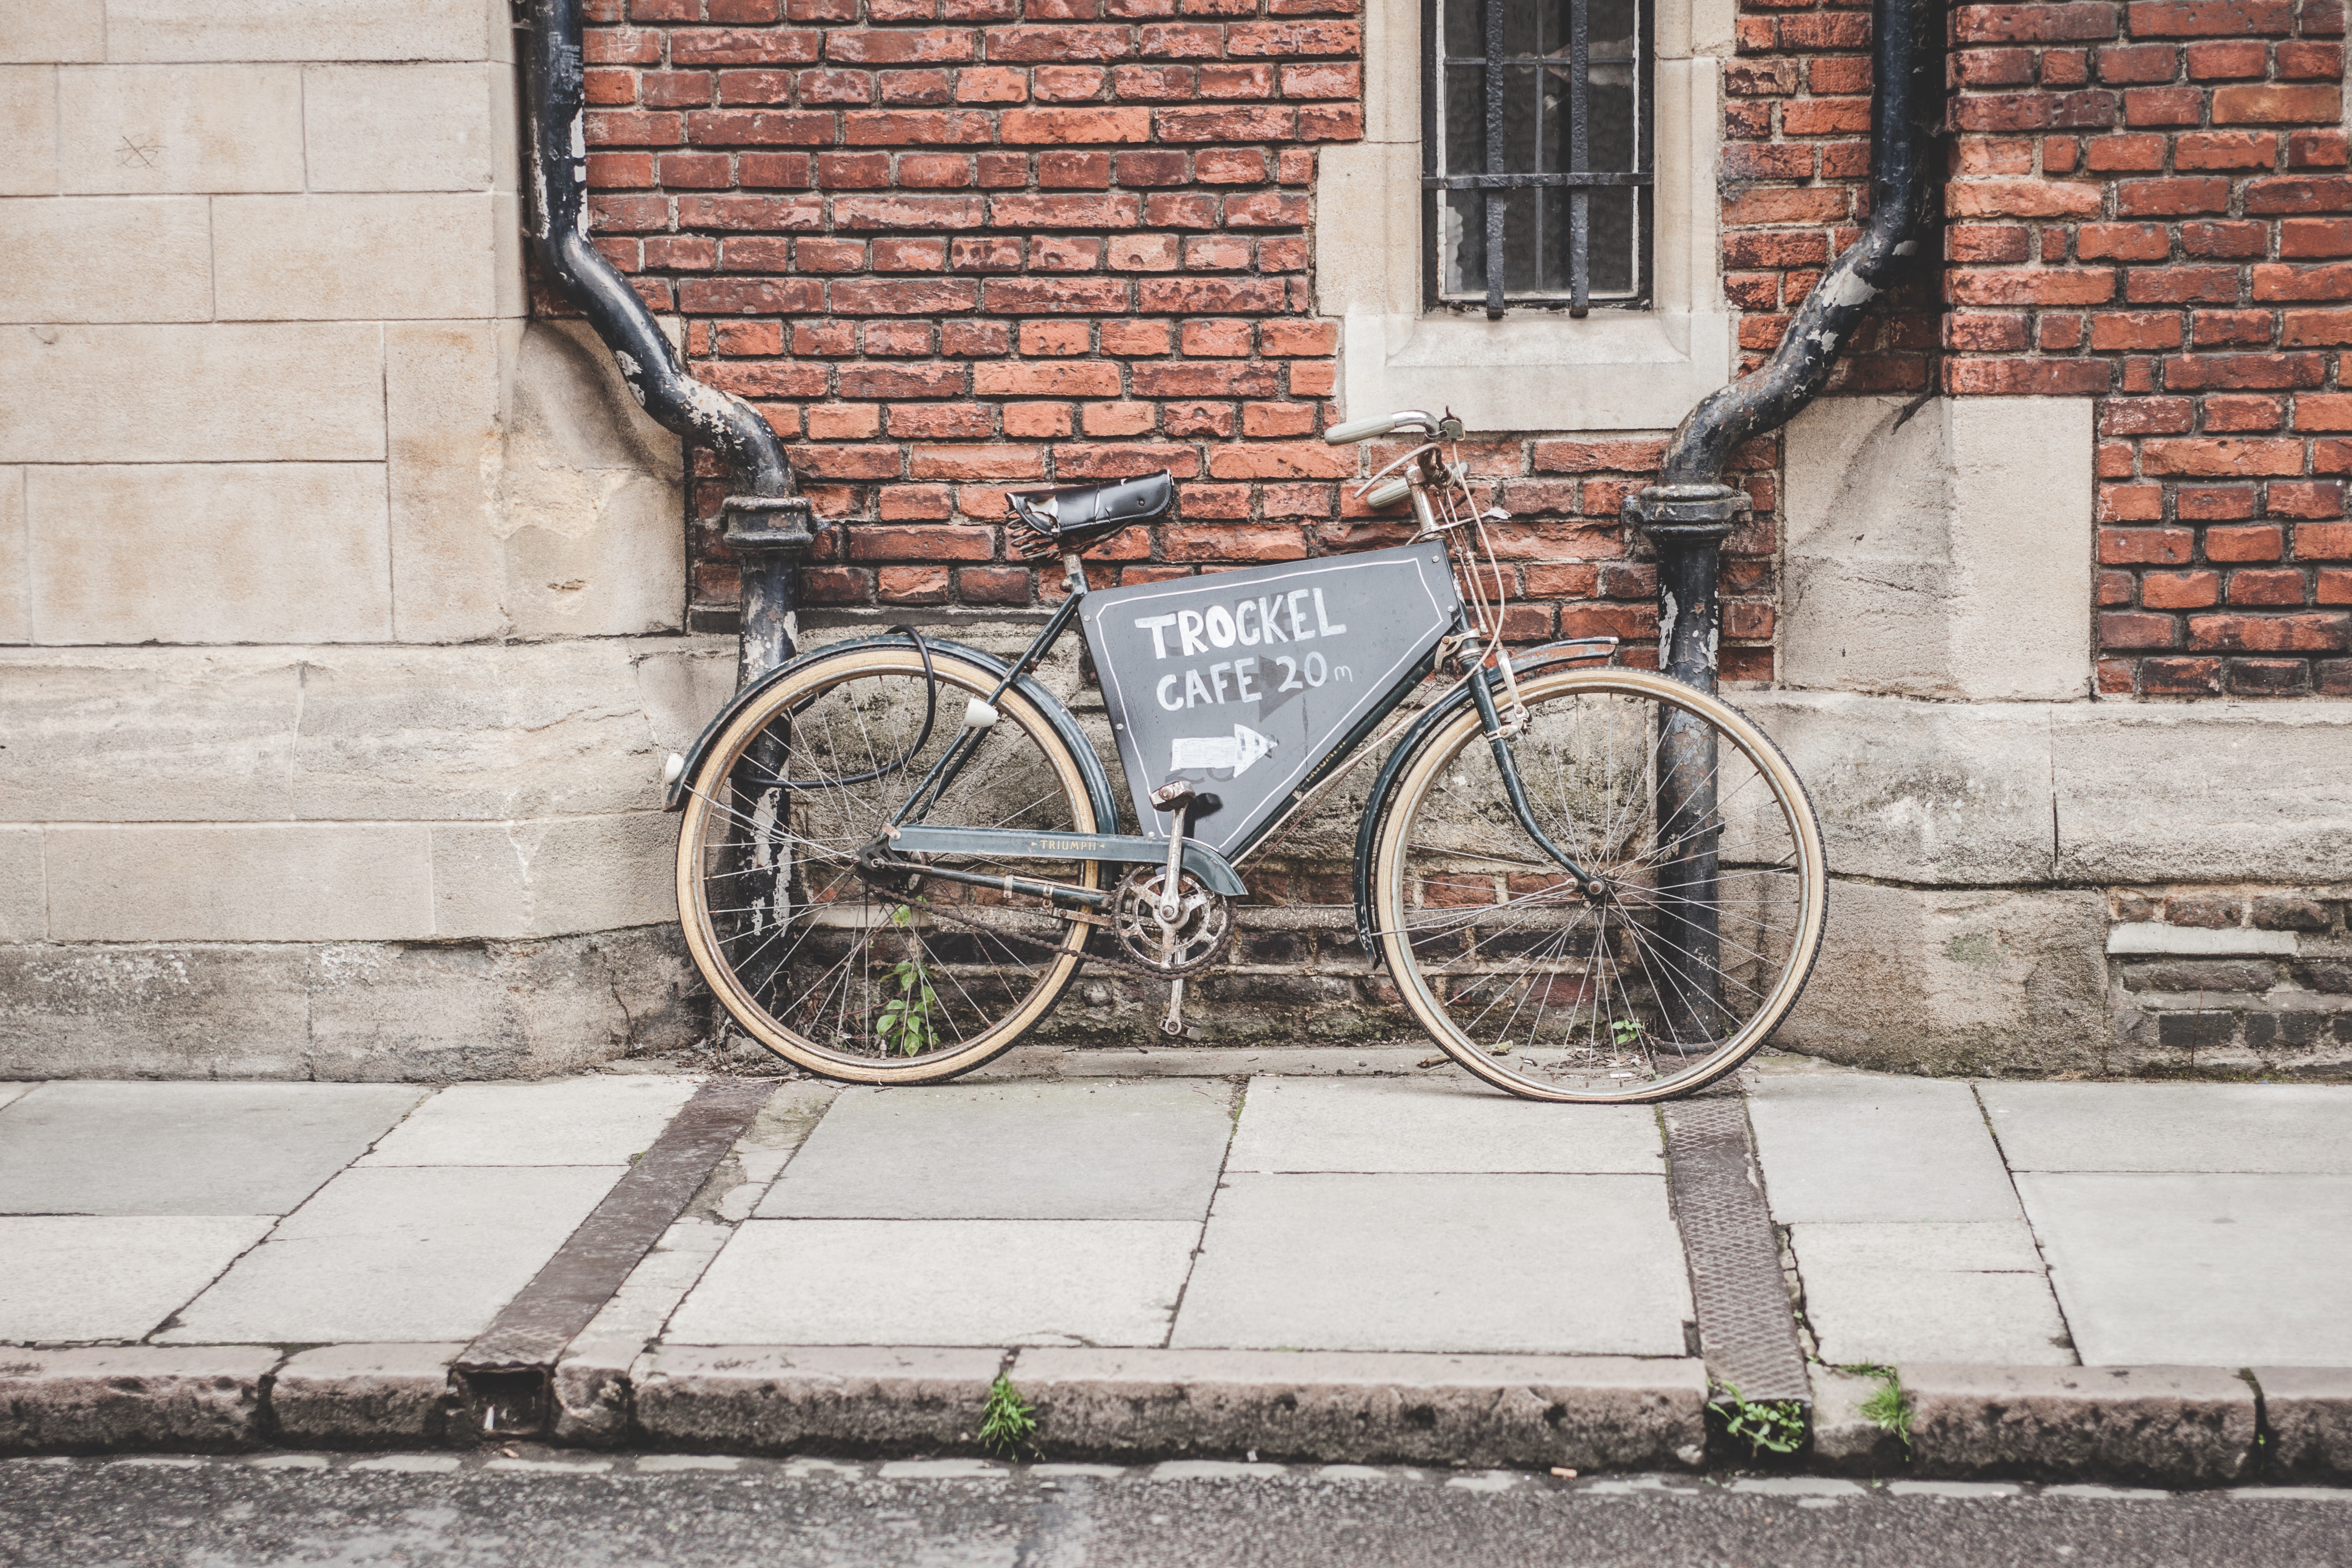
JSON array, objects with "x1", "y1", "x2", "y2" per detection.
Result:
[{"x1": 870, "y1": 564, "x2": 1602, "y2": 896}]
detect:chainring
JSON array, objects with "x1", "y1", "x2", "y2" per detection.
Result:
[{"x1": 1110, "y1": 866, "x2": 1232, "y2": 977}]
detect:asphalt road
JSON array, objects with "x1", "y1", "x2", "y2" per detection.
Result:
[{"x1": 4, "y1": 1454, "x2": 2349, "y2": 1568}]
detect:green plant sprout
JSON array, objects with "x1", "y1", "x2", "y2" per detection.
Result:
[
  {"x1": 978, "y1": 1373, "x2": 1037, "y2": 1458},
  {"x1": 1712, "y1": 1381, "x2": 1807, "y2": 1458},
  {"x1": 1849, "y1": 1364, "x2": 1912, "y2": 1455},
  {"x1": 1611, "y1": 1018, "x2": 1644, "y2": 1049},
  {"x1": 875, "y1": 905, "x2": 940, "y2": 1056}
]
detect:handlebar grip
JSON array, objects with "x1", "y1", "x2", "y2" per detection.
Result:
[
  {"x1": 1323, "y1": 413, "x2": 1402, "y2": 445},
  {"x1": 1363, "y1": 477, "x2": 1412, "y2": 509}
]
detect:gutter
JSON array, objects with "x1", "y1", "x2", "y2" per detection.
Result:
[{"x1": 519, "y1": 0, "x2": 812, "y2": 683}]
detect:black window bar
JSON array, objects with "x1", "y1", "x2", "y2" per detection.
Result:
[{"x1": 1425, "y1": 0, "x2": 1652, "y2": 320}]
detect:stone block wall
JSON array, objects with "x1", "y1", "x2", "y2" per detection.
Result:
[{"x1": 0, "y1": 2, "x2": 723, "y2": 1079}]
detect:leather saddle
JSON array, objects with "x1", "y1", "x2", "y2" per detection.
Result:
[{"x1": 1005, "y1": 470, "x2": 1174, "y2": 559}]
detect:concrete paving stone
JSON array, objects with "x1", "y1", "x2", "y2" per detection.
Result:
[
  {"x1": 1011, "y1": 1348, "x2": 1708, "y2": 1469},
  {"x1": 1789, "y1": 1222, "x2": 2075, "y2": 1367},
  {"x1": 714, "y1": 1082, "x2": 836, "y2": 1223},
  {"x1": 553, "y1": 1219, "x2": 731, "y2": 1444},
  {"x1": 244, "y1": 1454, "x2": 331, "y2": 1469},
  {"x1": 269, "y1": 1343, "x2": 462, "y2": 1447},
  {"x1": 1901, "y1": 1364, "x2": 2257, "y2": 1487},
  {"x1": 759, "y1": 1080, "x2": 1233, "y2": 1222},
  {"x1": 0, "y1": 1216, "x2": 273, "y2": 1343},
  {"x1": 2016, "y1": 1173, "x2": 2352, "y2": 1366},
  {"x1": 0, "y1": 1082, "x2": 425, "y2": 1215},
  {"x1": 2257, "y1": 1367, "x2": 2352, "y2": 1483},
  {"x1": 358, "y1": 1075, "x2": 699, "y2": 1167},
  {"x1": 1980, "y1": 1083, "x2": 2352, "y2": 1174},
  {"x1": 0, "y1": 1085, "x2": 29, "y2": 1111},
  {"x1": 157, "y1": 1165, "x2": 623, "y2": 1345},
  {"x1": 348, "y1": 1454, "x2": 461, "y2": 1473},
  {"x1": 633, "y1": 1346, "x2": 1003, "y2": 1455},
  {"x1": 1748, "y1": 1073, "x2": 2024, "y2": 1223},
  {"x1": 1223, "y1": 1076, "x2": 1664, "y2": 1175},
  {"x1": 665, "y1": 1219, "x2": 1199, "y2": 1348},
  {"x1": 632, "y1": 1456, "x2": 744, "y2": 1472},
  {"x1": 0, "y1": 1346, "x2": 278, "y2": 1454},
  {"x1": 878, "y1": 1458, "x2": 1006, "y2": 1478},
  {"x1": 1171, "y1": 1173, "x2": 1689, "y2": 1356}
]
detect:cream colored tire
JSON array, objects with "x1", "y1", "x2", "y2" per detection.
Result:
[
  {"x1": 675, "y1": 645, "x2": 1100, "y2": 1085},
  {"x1": 1370, "y1": 667, "x2": 1826, "y2": 1103}
]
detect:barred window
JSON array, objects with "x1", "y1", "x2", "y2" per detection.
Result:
[{"x1": 1425, "y1": 0, "x2": 1652, "y2": 317}]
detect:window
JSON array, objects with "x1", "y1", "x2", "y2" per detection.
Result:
[
  {"x1": 1425, "y1": 0, "x2": 1652, "y2": 317},
  {"x1": 1314, "y1": 0, "x2": 1729, "y2": 432}
]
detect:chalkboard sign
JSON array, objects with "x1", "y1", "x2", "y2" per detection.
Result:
[{"x1": 1080, "y1": 542, "x2": 1465, "y2": 857}]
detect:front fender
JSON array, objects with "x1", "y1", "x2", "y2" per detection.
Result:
[
  {"x1": 661, "y1": 635, "x2": 1120, "y2": 837},
  {"x1": 1349, "y1": 638, "x2": 1617, "y2": 963}
]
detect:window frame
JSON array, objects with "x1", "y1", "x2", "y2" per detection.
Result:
[
  {"x1": 1421, "y1": 0, "x2": 1657, "y2": 317},
  {"x1": 1313, "y1": 0, "x2": 1733, "y2": 433}
]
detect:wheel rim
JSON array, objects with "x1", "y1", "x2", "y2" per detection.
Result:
[
  {"x1": 1377, "y1": 669, "x2": 1824, "y2": 1102},
  {"x1": 676, "y1": 650, "x2": 1097, "y2": 1079}
]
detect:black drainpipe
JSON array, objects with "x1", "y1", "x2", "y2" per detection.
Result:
[
  {"x1": 1624, "y1": 0, "x2": 1940, "y2": 1042},
  {"x1": 521, "y1": 0, "x2": 811, "y2": 685}
]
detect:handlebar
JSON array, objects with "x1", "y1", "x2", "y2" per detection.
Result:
[{"x1": 1322, "y1": 409, "x2": 1440, "y2": 446}]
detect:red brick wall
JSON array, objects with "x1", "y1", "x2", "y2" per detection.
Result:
[
  {"x1": 574, "y1": 0, "x2": 1781, "y2": 683},
  {"x1": 1942, "y1": 0, "x2": 2350, "y2": 698}
]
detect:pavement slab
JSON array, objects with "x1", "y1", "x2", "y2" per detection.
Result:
[
  {"x1": 0, "y1": 1216, "x2": 274, "y2": 1344},
  {"x1": 157, "y1": 1165, "x2": 626, "y2": 1345},
  {"x1": 0, "y1": 1085, "x2": 29, "y2": 1112},
  {"x1": 1748, "y1": 1074, "x2": 2022, "y2": 1223},
  {"x1": 1223, "y1": 1076, "x2": 1663, "y2": 1174},
  {"x1": 1789, "y1": 1222, "x2": 2074, "y2": 1366},
  {"x1": 2015, "y1": 1172, "x2": 2352, "y2": 1366},
  {"x1": 358, "y1": 1076, "x2": 700, "y2": 1167},
  {"x1": 664, "y1": 1218, "x2": 1201, "y2": 1347},
  {"x1": 1980, "y1": 1083, "x2": 2352, "y2": 1174},
  {"x1": 758, "y1": 1080, "x2": 1233, "y2": 1221},
  {"x1": 1170, "y1": 1172, "x2": 1689, "y2": 1356},
  {"x1": 0, "y1": 1082, "x2": 425, "y2": 1215}
]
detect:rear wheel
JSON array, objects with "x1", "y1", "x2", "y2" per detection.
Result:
[
  {"x1": 674, "y1": 644, "x2": 1101, "y2": 1084},
  {"x1": 1370, "y1": 667, "x2": 1826, "y2": 1103}
]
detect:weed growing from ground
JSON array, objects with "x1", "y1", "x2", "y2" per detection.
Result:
[
  {"x1": 979, "y1": 1373, "x2": 1037, "y2": 1458},
  {"x1": 1711, "y1": 1381, "x2": 1807, "y2": 1458}
]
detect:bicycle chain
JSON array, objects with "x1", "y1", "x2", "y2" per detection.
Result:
[{"x1": 852, "y1": 868, "x2": 1232, "y2": 982}]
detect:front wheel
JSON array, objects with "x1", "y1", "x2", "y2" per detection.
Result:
[
  {"x1": 1370, "y1": 667, "x2": 1826, "y2": 1103},
  {"x1": 674, "y1": 642, "x2": 1102, "y2": 1084}
]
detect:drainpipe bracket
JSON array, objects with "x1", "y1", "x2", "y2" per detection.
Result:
[
  {"x1": 721, "y1": 494, "x2": 815, "y2": 554},
  {"x1": 1623, "y1": 486, "x2": 1745, "y2": 548}
]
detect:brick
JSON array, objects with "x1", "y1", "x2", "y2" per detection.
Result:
[
  {"x1": 1137, "y1": 276, "x2": 1290, "y2": 313},
  {"x1": 2203, "y1": 395, "x2": 2286, "y2": 431},
  {"x1": 2183, "y1": 38, "x2": 2268, "y2": 78},
  {"x1": 2092, "y1": 313, "x2": 2187, "y2": 351},
  {"x1": 672, "y1": 29, "x2": 824, "y2": 65},
  {"x1": 2186, "y1": 612, "x2": 2352, "y2": 651},
  {"x1": 1155, "y1": 105, "x2": 1295, "y2": 141},
  {"x1": 2283, "y1": 311, "x2": 2352, "y2": 346},
  {"x1": 2213, "y1": 85, "x2": 2345, "y2": 125},
  {"x1": 2297, "y1": 394, "x2": 2352, "y2": 431},
  {"x1": 2124, "y1": 0, "x2": 2292, "y2": 35},
  {"x1": 2228, "y1": 568, "x2": 2309, "y2": 605},
  {"x1": 1132, "y1": 362, "x2": 1281, "y2": 397},
  {"x1": 2246, "y1": 176, "x2": 2352, "y2": 214},
  {"x1": 1950, "y1": 178, "x2": 2106, "y2": 217},
  {"x1": 2117, "y1": 177, "x2": 2233, "y2": 216},
  {"x1": 2175, "y1": 131, "x2": 2278, "y2": 169},
  {"x1": 849, "y1": 524, "x2": 997, "y2": 562},
  {"x1": 2181, "y1": 221, "x2": 2270, "y2": 259},
  {"x1": 2124, "y1": 266, "x2": 2241, "y2": 303},
  {"x1": 2078, "y1": 222, "x2": 2172, "y2": 260},
  {"x1": 984, "y1": 24, "x2": 1133, "y2": 59},
  {"x1": 999, "y1": 107, "x2": 1153, "y2": 143},
  {"x1": 1956, "y1": 4, "x2": 2121, "y2": 43},
  {"x1": 2101, "y1": 526, "x2": 2197, "y2": 563},
  {"x1": 2162, "y1": 354, "x2": 2329, "y2": 390},
  {"x1": 2253, "y1": 264, "x2": 2352, "y2": 302},
  {"x1": 972, "y1": 361, "x2": 1122, "y2": 397},
  {"x1": 2096, "y1": 41, "x2": 2179, "y2": 80},
  {"x1": 1944, "y1": 357, "x2": 2116, "y2": 394},
  {"x1": 2123, "y1": 84, "x2": 2203, "y2": 124},
  {"x1": 2100, "y1": 610, "x2": 2181, "y2": 647},
  {"x1": 2143, "y1": 569, "x2": 2223, "y2": 606},
  {"x1": 2176, "y1": 484, "x2": 2259, "y2": 519},
  {"x1": 2142, "y1": 437, "x2": 2308, "y2": 475},
  {"x1": 2282, "y1": 220, "x2": 2352, "y2": 259},
  {"x1": 2206, "y1": 523, "x2": 2286, "y2": 559},
  {"x1": 1948, "y1": 267, "x2": 2117, "y2": 304},
  {"x1": 2084, "y1": 132, "x2": 2169, "y2": 171}
]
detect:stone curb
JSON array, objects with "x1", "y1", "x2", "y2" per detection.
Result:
[{"x1": 2, "y1": 1346, "x2": 2347, "y2": 1486}]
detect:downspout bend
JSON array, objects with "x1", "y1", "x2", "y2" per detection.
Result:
[
  {"x1": 521, "y1": 0, "x2": 810, "y2": 677},
  {"x1": 1655, "y1": 0, "x2": 1943, "y2": 490}
]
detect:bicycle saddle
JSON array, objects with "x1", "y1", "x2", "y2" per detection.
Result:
[{"x1": 1007, "y1": 470, "x2": 1174, "y2": 559}]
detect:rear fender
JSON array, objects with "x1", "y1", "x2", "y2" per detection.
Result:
[{"x1": 661, "y1": 635, "x2": 1120, "y2": 837}]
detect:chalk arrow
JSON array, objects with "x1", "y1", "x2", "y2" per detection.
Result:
[{"x1": 1169, "y1": 723, "x2": 1279, "y2": 778}]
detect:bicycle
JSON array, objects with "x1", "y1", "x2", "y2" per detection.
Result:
[{"x1": 664, "y1": 410, "x2": 1827, "y2": 1103}]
